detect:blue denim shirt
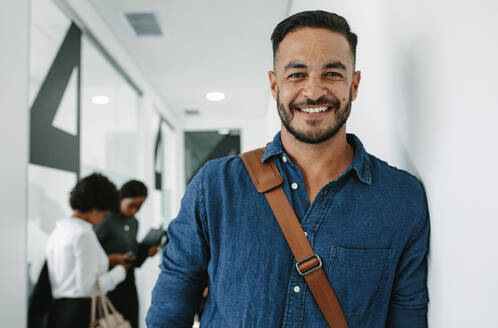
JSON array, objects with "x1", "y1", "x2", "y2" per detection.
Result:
[{"x1": 147, "y1": 133, "x2": 429, "y2": 328}]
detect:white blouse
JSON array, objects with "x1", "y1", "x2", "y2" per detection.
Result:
[{"x1": 46, "y1": 217, "x2": 126, "y2": 298}]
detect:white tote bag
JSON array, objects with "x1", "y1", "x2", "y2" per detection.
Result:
[{"x1": 90, "y1": 279, "x2": 132, "y2": 328}]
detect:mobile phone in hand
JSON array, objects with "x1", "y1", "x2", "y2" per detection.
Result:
[{"x1": 125, "y1": 251, "x2": 135, "y2": 263}]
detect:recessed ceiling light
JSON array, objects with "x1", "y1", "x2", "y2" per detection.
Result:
[
  {"x1": 92, "y1": 96, "x2": 110, "y2": 105},
  {"x1": 206, "y1": 92, "x2": 225, "y2": 101},
  {"x1": 218, "y1": 128, "x2": 230, "y2": 135}
]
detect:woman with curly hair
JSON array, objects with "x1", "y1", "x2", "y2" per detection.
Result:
[{"x1": 45, "y1": 173, "x2": 133, "y2": 328}]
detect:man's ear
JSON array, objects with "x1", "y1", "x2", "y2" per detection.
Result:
[
  {"x1": 268, "y1": 71, "x2": 277, "y2": 100},
  {"x1": 351, "y1": 71, "x2": 361, "y2": 101}
]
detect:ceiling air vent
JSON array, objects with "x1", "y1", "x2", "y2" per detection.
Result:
[
  {"x1": 184, "y1": 108, "x2": 200, "y2": 116},
  {"x1": 124, "y1": 12, "x2": 163, "y2": 37}
]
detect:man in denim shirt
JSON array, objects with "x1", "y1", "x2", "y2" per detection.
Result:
[{"x1": 147, "y1": 10, "x2": 429, "y2": 328}]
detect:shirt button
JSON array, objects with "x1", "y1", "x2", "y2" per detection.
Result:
[
  {"x1": 124, "y1": 225, "x2": 130, "y2": 231},
  {"x1": 282, "y1": 155, "x2": 288, "y2": 163},
  {"x1": 291, "y1": 183, "x2": 298, "y2": 190},
  {"x1": 293, "y1": 285, "x2": 301, "y2": 293}
]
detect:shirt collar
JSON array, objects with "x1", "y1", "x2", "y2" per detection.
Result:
[
  {"x1": 346, "y1": 133, "x2": 372, "y2": 185},
  {"x1": 262, "y1": 132, "x2": 284, "y2": 162},
  {"x1": 262, "y1": 132, "x2": 372, "y2": 185},
  {"x1": 66, "y1": 216, "x2": 94, "y2": 230}
]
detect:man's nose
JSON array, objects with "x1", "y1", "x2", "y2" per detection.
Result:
[{"x1": 302, "y1": 74, "x2": 326, "y2": 101}]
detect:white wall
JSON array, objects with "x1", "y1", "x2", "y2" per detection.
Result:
[
  {"x1": 286, "y1": 1, "x2": 498, "y2": 326},
  {"x1": 384, "y1": 1, "x2": 498, "y2": 326},
  {"x1": 0, "y1": 0, "x2": 29, "y2": 325}
]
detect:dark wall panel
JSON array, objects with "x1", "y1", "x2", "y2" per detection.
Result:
[{"x1": 30, "y1": 23, "x2": 81, "y2": 175}]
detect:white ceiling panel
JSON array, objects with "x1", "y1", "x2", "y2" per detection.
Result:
[{"x1": 88, "y1": 0, "x2": 290, "y2": 120}]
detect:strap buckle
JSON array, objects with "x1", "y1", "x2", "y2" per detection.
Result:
[{"x1": 295, "y1": 253, "x2": 322, "y2": 276}]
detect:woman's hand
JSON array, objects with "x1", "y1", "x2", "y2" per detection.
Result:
[
  {"x1": 147, "y1": 246, "x2": 159, "y2": 257},
  {"x1": 108, "y1": 253, "x2": 134, "y2": 270}
]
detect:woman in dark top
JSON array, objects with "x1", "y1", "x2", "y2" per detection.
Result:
[{"x1": 95, "y1": 180, "x2": 158, "y2": 328}]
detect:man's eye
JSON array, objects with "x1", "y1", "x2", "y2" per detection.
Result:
[
  {"x1": 326, "y1": 72, "x2": 341, "y2": 77},
  {"x1": 289, "y1": 73, "x2": 304, "y2": 78}
]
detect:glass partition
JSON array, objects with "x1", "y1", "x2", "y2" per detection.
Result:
[
  {"x1": 27, "y1": 0, "x2": 140, "y2": 296},
  {"x1": 27, "y1": 0, "x2": 77, "y2": 293},
  {"x1": 80, "y1": 37, "x2": 139, "y2": 187}
]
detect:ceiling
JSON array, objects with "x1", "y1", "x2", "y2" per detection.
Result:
[{"x1": 87, "y1": 0, "x2": 290, "y2": 121}]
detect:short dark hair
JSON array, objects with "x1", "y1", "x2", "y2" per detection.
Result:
[
  {"x1": 271, "y1": 10, "x2": 358, "y2": 65},
  {"x1": 120, "y1": 180, "x2": 148, "y2": 199},
  {"x1": 69, "y1": 173, "x2": 119, "y2": 212}
]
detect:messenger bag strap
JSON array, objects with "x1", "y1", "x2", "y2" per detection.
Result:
[{"x1": 240, "y1": 148, "x2": 349, "y2": 328}]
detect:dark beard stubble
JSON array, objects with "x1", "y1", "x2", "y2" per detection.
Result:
[{"x1": 276, "y1": 89, "x2": 352, "y2": 144}]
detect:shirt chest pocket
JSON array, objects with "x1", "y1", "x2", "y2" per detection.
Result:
[{"x1": 326, "y1": 246, "x2": 394, "y2": 316}]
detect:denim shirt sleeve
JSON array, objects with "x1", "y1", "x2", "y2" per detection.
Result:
[
  {"x1": 146, "y1": 165, "x2": 209, "y2": 328},
  {"x1": 387, "y1": 188, "x2": 430, "y2": 328}
]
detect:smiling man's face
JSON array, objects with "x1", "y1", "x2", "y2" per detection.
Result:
[{"x1": 269, "y1": 27, "x2": 360, "y2": 144}]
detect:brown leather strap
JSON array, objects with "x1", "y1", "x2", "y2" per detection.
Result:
[{"x1": 241, "y1": 148, "x2": 349, "y2": 328}]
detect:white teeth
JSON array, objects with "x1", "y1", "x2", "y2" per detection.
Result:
[{"x1": 300, "y1": 106, "x2": 328, "y2": 113}]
